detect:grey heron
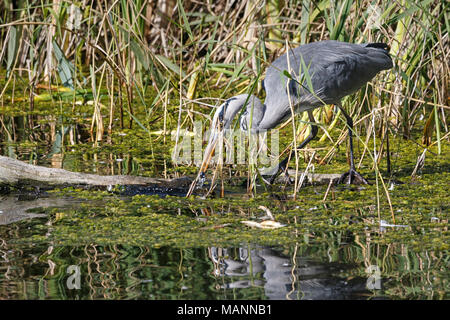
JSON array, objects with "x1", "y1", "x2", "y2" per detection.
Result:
[{"x1": 186, "y1": 40, "x2": 393, "y2": 197}]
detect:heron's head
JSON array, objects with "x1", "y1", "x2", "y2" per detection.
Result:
[{"x1": 198, "y1": 95, "x2": 256, "y2": 178}]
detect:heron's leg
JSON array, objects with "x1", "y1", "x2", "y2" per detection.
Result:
[
  {"x1": 336, "y1": 103, "x2": 368, "y2": 185},
  {"x1": 263, "y1": 110, "x2": 318, "y2": 185}
]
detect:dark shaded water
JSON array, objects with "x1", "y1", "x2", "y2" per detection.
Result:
[
  {"x1": 0, "y1": 245, "x2": 369, "y2": 300},
  {"x1": 0, "y1": 193, "x2": 447, "y2": 300},
  {"x1": 0, "y1": 234, "x2": 374, "y2": 299}
]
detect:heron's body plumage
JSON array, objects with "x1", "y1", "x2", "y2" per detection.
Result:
[
  {"x1": 186, "y1": 40, "x2": 393, "y2": 196},
  {"x1": 257, "y1": 40, "x2": 393, "y2": 129}
]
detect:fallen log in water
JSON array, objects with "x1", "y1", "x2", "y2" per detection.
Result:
[
  {"x1": 0, "y1": 155, "x2": 342, "y2": 192},
  {"x1": 0, "y1": 155, "x2": 192, "y2": 189}
]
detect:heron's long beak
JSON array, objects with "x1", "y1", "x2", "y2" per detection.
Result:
[
  {"x1": 186, "y1": 102, "x2": 229, "y2": 197},
  {"x1": 186, "y1": 125, "x2": 221, "y2": 197},
  {"x1": 199, "y1": 132, "x2": 218, "y2": 176}
]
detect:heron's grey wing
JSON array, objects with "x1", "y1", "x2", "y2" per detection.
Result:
[
  {"x1": 262, "y1": 41, "x2": 337, "y2": 120},
  {"x1": 264, "y1": 41, "x2": 392, "y2": 109},
  {"x1": 261, "y1": 42, "x2": 336, "y2": 129},
  {"x1": 322, "y1": 44, "x2": 391, "y2": 102}
]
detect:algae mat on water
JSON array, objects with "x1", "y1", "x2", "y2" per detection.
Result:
[{"x1": 17, "y1": 168, "x2": 449, "y2": 252}]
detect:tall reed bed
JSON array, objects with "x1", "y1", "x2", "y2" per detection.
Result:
[{"x1": 0, "y1": 0, "x2": 448, "y2": 171}]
